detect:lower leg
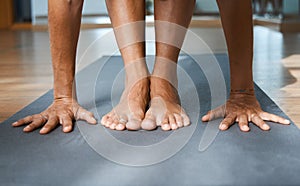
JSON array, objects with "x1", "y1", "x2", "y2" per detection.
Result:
[
  {"x1": 101, "y1": 0, "x2": 149, "y2": 130},
  {"x1": 142, "y1": 0, "x2": 195, "y2": 130}
]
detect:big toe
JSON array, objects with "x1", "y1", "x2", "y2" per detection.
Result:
[
  {"x1": 141, "y1": 118, "x2": 157, "y2": 131},
  {"x1": 126, "y1": 119, "x2": 142, "y2": 131}
]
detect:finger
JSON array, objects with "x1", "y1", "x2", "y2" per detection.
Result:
[
  {"x1": 76, "y1": 107, "x2": 97, "y2": 124},
  {"x1": 12, "y1": 115, "x2": 33, "y2": 127},
  {"x1": 219, "y1": 114, "x2": 236, "y2": 131},
  {"x1": 201, "y1": 105, "x2": 225, "y2": 122},
  {"x1": 40, "y1": 116, "x2": 59, "y2": 134},
  {"x1": 61, "y1": 116, "x2": 73, "y2": 133},
  {"x1": 251, "y1": 114, "x2": 270, "y2": 131},
  {"x1": 23, "y1": 118, "x2": 45, "y2": 132},
  {"x1": 237, "y1": 114, "x2": 250, "y2": 132},
  {"x1": 259, "y1": 112, "x2": 290, "y2": 125}
]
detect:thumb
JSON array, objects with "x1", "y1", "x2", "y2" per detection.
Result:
[{"x1": 76, "y1": 107, "x2": 97, "y2": 124}]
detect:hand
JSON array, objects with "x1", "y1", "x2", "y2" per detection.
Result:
[
  {"x1": 201, "y1": 93, "x2": 290, "y2": 132},
  {"x1": 12, "y1": 98, "x2": 97, "y2": 134}
]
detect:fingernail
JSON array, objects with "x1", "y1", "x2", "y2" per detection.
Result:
[
  {"x1": 12, "y1": 122, "x2": 17, "y2": 126},
  {"x1": 91, "y1": 118, "x2": 97, "y2": 124},
  {"x1": 63, "y1": 126, "x2": 71, "y2": 132},
  {"x1": 263, "y1": 124, "x2": 270, "y2": 130},
  {"x1": 23, "y1": 126, "x2": 30, "y2": 132},
  {"x1": 285, "y1": 119, "x2": 290, "y2": 124},
  {"x1": 40, "y1": 128, "x2": 47, "y2": 133},
  {"x1": 220, "y1": 124, "x2": 227, "y2": 130},
  {"x1": 242, "y1": 125, "x2": 249, "y2": 131}
]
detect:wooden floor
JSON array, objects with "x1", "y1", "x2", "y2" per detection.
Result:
[{"x1": 0, "y1": 26, "x2": 299, "y2": 128}]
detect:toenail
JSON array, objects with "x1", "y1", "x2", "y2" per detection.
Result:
[
  {"x1": 263, "y1": 124, "x2": 270, "y2": 130},
  {"x1": 171, "y1": 124, "x2": 178, "y2": 129}
]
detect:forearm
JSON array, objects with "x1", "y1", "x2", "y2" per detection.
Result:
[
  {"x1": 217, "y1": 0, "x2": 254, "y2": 93},
  {"x1": 48, "y1": 0, "x2": 83, "y2": 99}
]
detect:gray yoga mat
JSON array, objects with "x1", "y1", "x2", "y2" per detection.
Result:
[{"x1": 1, "y1": 54, "x2": 300, "y2": 186}]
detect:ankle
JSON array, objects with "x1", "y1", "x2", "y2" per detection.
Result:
[
  {"x1": 152, "y1": 57, "x2": 178, "y2": 87},
  {"x1": 149, "y1": 77, "x2": 180, "y2": 103}
]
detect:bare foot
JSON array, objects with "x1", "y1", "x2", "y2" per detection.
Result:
[
  {"x1": 101, "y1": 77, "x2": 149, "y2": 130},
  {"x1": 141, "y1": 77, "x2": 190, "y2": 131},
  {"x1": 101, "y1": 59, "x2": 150, "y2": 131}
]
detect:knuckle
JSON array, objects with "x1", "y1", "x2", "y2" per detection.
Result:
[
  {"x1": 28, "y1": 123, "x2": 37, "y2": 129},
  {"x1": 239, "y1": 120, "x2": 248, "y2": 125},
  {"x1": 43, "y1": 125, "x2": 51, "y2": 130}
]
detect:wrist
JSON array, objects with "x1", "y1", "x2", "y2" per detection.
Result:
[
  {"x1": 53, "y1": 97, "x2": 78, "y2": 105},
  {"x1": 53, "y1": 84, "x2": 77, "y2": 101},
  {"x1": 230, "y1": 88, "x2": 255, "y2": 96}
]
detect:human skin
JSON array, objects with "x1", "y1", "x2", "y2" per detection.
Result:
[
  {"x1": 101, "y1": 0, "x2": 195, "y2": 131},
  {"x1": 141, "y1": 0, "x2": 195, "y2": 130},
  {"x1": 12, "y1": 0, "x2": 289, "y2": 134},
  {"x1": 101, "y1": 0, "x2": 150, "y2": 130},
  {"x1": 12, "y1": 0, "x2": 97, "y2": 134},
  {"x1": 201, "y1": 0, "x2": 290, "y2": 132}
]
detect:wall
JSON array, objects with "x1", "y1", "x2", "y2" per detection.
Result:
[
  {"x1": 283, "y1": 0, "x2": 299, "y2": 14},
  {"x1": 31, "y1": 0, "x2": 107, "y2": 17},
  {"x1": 195, "y1": 0, "x2": 218, "y2": 13},
  {"x1": 30, "y1": 0, "x2": 299, "y2": 24}
]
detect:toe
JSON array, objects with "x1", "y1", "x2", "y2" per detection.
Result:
[
  {"x1": 101, "y1": 114, "x2": 110, "y2": 126},
  {"x1": 141, "y1": 111, "x2": 157, "y2": 130},
  {"x1": 107, "y1": 115, "x2": 121, "y2": 130},
  {"x1": 114, "y1": 116, "x2": 127, "y2": 130},
  {"x1": 182, "y1": 113, "x2": 190, "y2": 126},
  {"x1": 126, "y1": 118, "x2": 142, "y2": 131},
  {"x1": 104, "y1": 117, "x2": 114, "y2": 128},
  {"x1": 101, "y1": 112, "x2": 115, "y2": 127},
  {"x1": 141, "y1": 118, "x2": 157, "y2": 130},
  {"x1": 116, "y1": 123, "x2": 126, "y2": 130},
  {"x1": 161, "y1": 124, "x2": 171, "y2": 130},
  {"x1": 161, "y1": 117, "x2": 171, "y2": 131},
  {"x1": 174, "y1": 113, "x2": 183, "y2": 128},
  {"x1": 169, "y1": 115, "x2": 178, "y2": 130},
  {"x1": 109, "y1": 123, "x2": 117, "y2": 130}
]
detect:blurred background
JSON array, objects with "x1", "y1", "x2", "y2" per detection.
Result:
[
  {"x1": 1, "y1": 0, "x2": 300, "y2": 32},
  {"x1": 0, "y1": 0, "x2": 300, "y2": 125}
]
